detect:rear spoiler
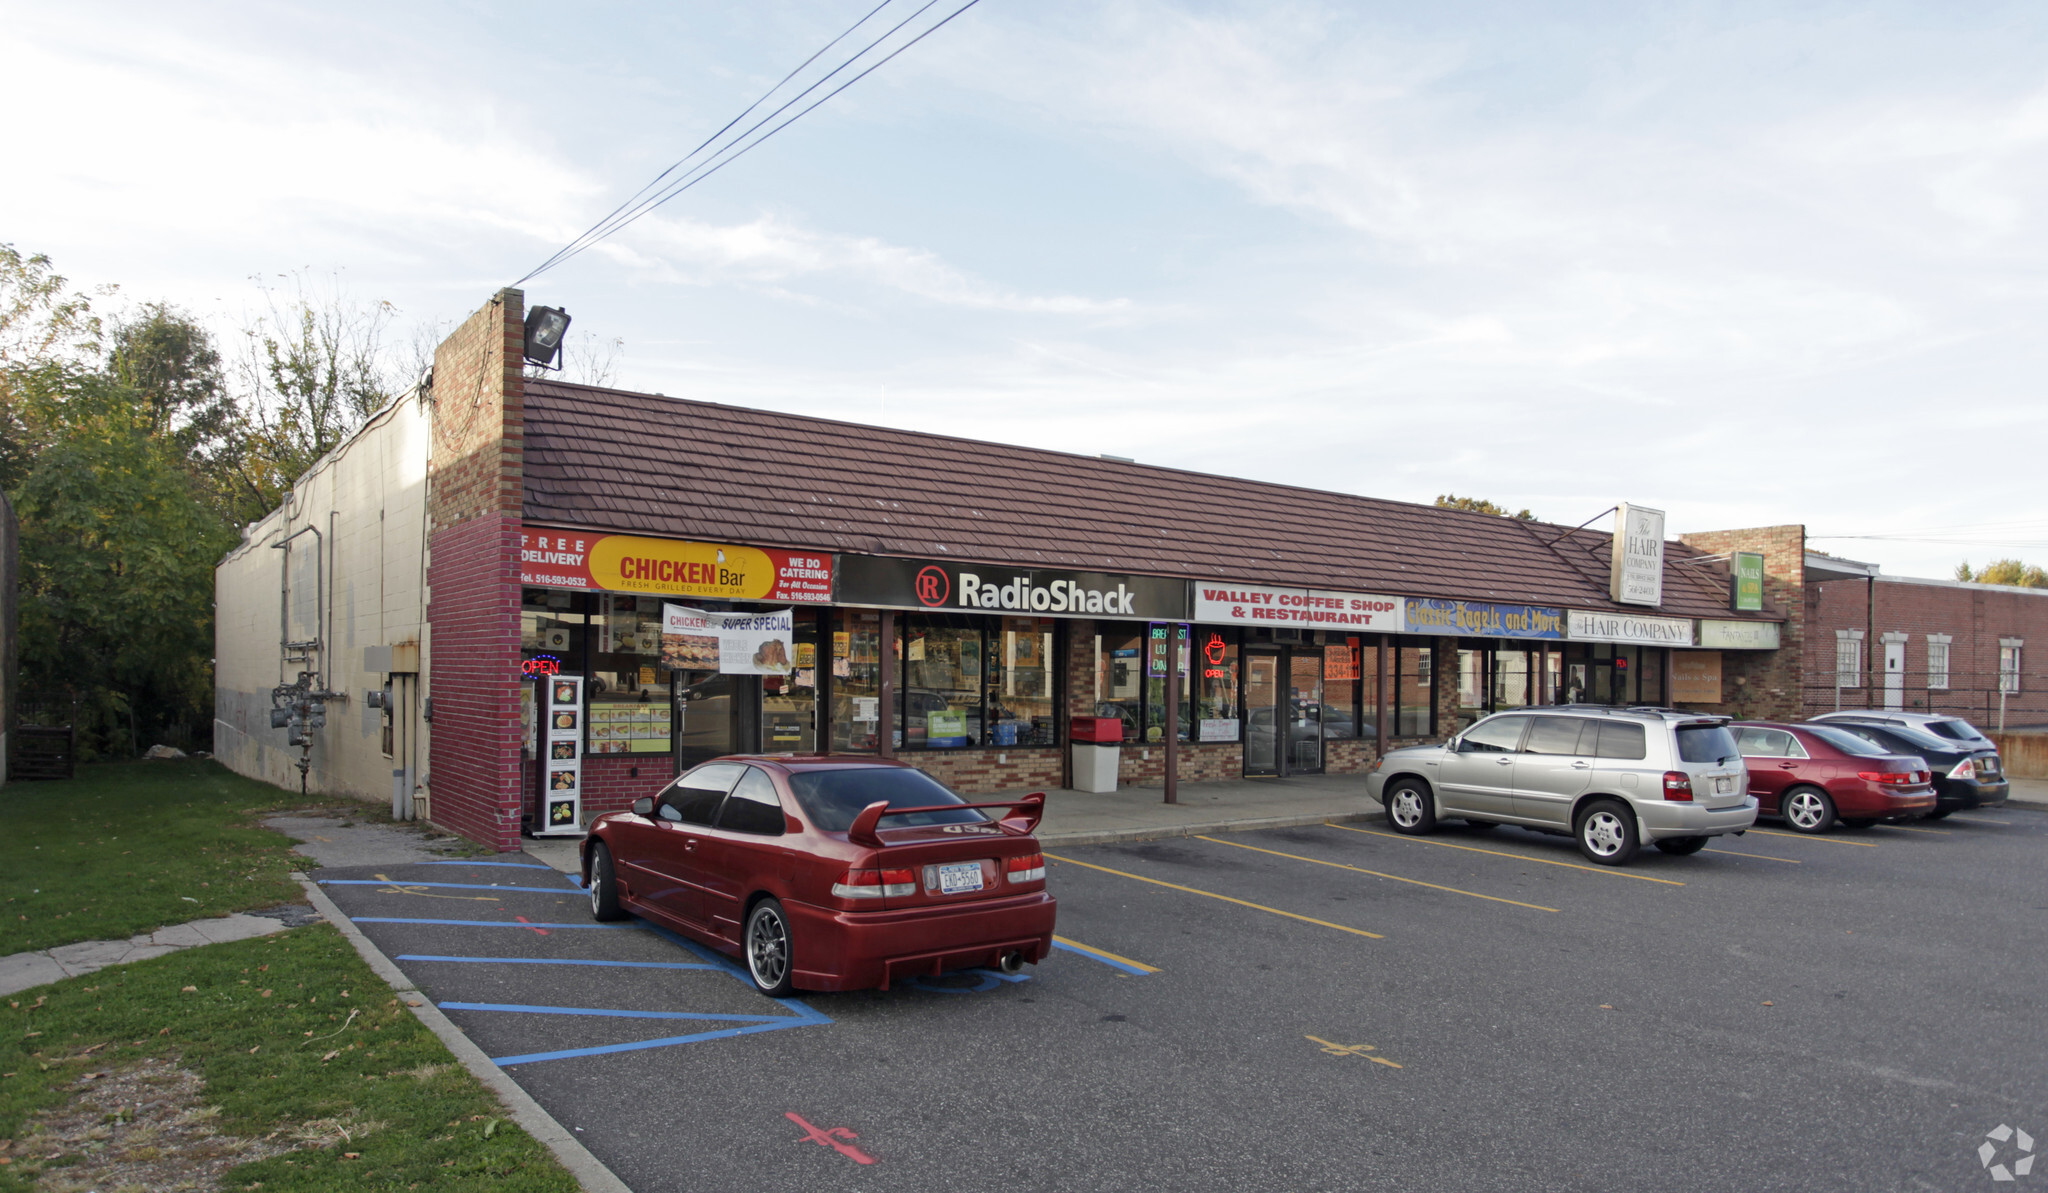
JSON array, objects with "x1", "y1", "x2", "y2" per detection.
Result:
[{"x1": 846, "y1": 793, "x2": 1046, "y2": 848}]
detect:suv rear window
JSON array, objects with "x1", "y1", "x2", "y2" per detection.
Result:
[
  {"x1": 786, "y1": 767, "x2": 988, "y2": 832},
  {"x1": 1927, "y1": 718, "x2": 1991, "y2": 743},
  {"x1": 1593, "y1": 721, "x2": 1646, "y2": 760},
  {"x1": 1676, "y1": 724, "x2": 1740, "y2": 764}
]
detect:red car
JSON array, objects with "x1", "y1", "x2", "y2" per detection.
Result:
[
  {"x1": 1731, "y1": 722, "x2": 1937, "y2": 833},
  {"x1": 580, "y1": 755, "x2": 1057, "y2": 995}
]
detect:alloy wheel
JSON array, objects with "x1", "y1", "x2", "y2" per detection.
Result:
[
  {"x1": 1389, "y1": 789, "x2": 1423, "y2": 828},
  {"x1": 1786, "y1": 790, "x2": 1826, "y2": 831},
  {"x1": 748, "y1": 906, "x2": 789, "y2": 990},
  {"x1": 1582, "y1": 810, "x2": 1627, "y2": 858}
]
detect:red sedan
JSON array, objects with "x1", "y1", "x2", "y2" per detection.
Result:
[
  {"x1": 580, "y1": 755, "x2": 1057, "y2": 995},
  {"x1": 1731, "y1": 722, "x2": 1936, "y2": 833}
]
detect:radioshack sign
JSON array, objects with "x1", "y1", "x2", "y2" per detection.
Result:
[
  {"x1": 1193, "y1": 582, "x2": 1404, "y2": 630},
  {"x1": 835, "y1": 555, "x2": 1188, "y2": 621}
]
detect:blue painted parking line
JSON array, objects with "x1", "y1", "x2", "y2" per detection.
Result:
[
  {"x1": 396, "y1": 954, "x2": 723, "y2": 971},
  {"x1": 350, "y1": 917, "x2": 640, "y2": 929},
  {"x1": 422, "y1": 861, "x2": 558, "y2": 869},
  {"x1": 321, "y1": 879, "x2": 574, "y2": 894},
  {"x1": 491, "y1": 1015, "x2": 829, "y2": 1067},
  {"x1": 443, "y1": 1001, "x2": 800, "y2": 1023}
]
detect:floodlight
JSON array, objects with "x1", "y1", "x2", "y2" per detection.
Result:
[{"x1": 523, "y1": 306, "x2": 572, "y2": 367}]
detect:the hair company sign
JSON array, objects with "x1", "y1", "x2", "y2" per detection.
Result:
[
  {"x1": 835, "y1": 555, "x2": 1189, "y2": 621},
  {"x1": 1609, "y1": 503, "x2": 1667, "y2": 607},
  {"x1": 1568, "y1": 608, "x2": 1694, "y2": 645}
]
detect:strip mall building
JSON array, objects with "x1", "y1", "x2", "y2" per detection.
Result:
[{"x1": 214, "y1": 291, "x2": 1798, "y2": 852}]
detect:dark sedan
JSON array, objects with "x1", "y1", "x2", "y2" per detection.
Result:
[
  {"x1": 1805, "y1": 720, "x2": 2007, "y2": 818},
  {"x1": 1732, "y1": 722, "x2": 1935, "y2": 833},
  {"x1": 581, "y1": 756, "x2": 1057, "y2": 995}
]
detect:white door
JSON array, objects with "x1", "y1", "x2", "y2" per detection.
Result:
[{"x1": 1884, "y1": 640, "x2": 1905, "y2": 711}]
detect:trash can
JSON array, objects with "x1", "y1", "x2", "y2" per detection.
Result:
[{"x1": 1070, "y1": 716, "x2": 1124, "y2": 793}]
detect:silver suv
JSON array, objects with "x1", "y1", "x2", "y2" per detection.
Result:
[{"x1": 1364, "y1": 707, "x2": 1758, "y2": 866}]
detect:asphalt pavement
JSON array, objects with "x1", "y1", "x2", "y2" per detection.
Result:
[{"x1": 311, "y1": 804, "x2": 2048, "y2": 1192}]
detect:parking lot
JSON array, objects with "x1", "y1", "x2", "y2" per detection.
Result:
[{"x1": 315, "y1": 805, "x2": 2048, "y2": 1192}]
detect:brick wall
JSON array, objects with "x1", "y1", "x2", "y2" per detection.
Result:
[
  {"x1": 581, "y1": 752, "x2": 671, "y2": 819},
  {"x1": 903, "y1": 748, "x2": 1066, "y2": 794},
  {"x1": 1677, "y1": 525, "x2": 1805, "y2": 722},
  {"x1": 425, "y1": 292, "x2": 528, "y2": 851},
  {"x1": 1807, "y1": 574, "x2": 2048, "y2": 726}
]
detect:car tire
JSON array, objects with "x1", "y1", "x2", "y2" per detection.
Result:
[
  {"x1": 1463, "y1": 819, "x2": 1498, "y2": 830},
  {"x1": 1781, "y1": 786, "x2": 1836, "y2": 834},
  {"x1": 1654, "y1": 835, "x2": 1710, "y2": 856},
  {"x1": 744, "y1": 897, "x2": 796, "y2": 998},
  {"x1": 588, "y1": 842, "x2": 624, "y2": 922},
  {"x1": 1574, "y1": 799, "x2": 1639, "y2": 866},
  {"x1": 1841, "y1": 817, "x2": 1877, "y2": 830},
  {"x1": 1923, "y1": 809, "x2": 1952, "y2": 820},
  {"x1": 1385, "y1": 780, "x2": 1437, "y2": 835}
]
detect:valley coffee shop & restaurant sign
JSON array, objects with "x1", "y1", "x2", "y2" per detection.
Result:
[
  {"x1": 1193, "y1": 582, "x2": 1403, "y2": 630},
  {"x1": 519, "y1": 527, "x2": 833, "y2": 604}
]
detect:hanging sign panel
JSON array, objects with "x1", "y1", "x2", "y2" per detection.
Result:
[
  {"x1": 1731, "y1": 552, "x2": 1766, "y2": 612},
  {"x1": 536, "y1": 675, "x2": 584, "y2": 837},
  {"x1": 1609, "y1": 503, "x2": 1667, "y2": 607},
  {"x1": 520, "y1": 526, "x2": 832, "y2": 603},
  {"x1": 661, "y1": 605, "x2": 796, "y2": 675},
  {"x1": 1193, "y1": 581, "x2": 1403, "y2": 631}
]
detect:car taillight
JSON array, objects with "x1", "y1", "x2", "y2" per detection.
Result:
[
  {"x1": 831, "y1": 868, "x2": 915, "y2": 899},
  {"x1": 1006, "y1": 852, "x2": 1045, "y2": 884},
  {"x1": 1948, "y1": 759, "x2": 1977, "y2": 780},
  {"x1": 1661, "y1": 771, "x2": 1693, "y2": 801},
  {"x1": 1857, "y1": 770, "x2": 1916, "y2": 784}
]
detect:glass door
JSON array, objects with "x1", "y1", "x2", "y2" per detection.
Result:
[
  {"x1": 1243, "y1": 651, "x2": 1281, "y2": 776},
  {"x1": 671, "y1": 672, "x2": 760, "y2": 774},
  {"x1": 1288, "y1": 651, "x2": 1325, "y2": 774}
]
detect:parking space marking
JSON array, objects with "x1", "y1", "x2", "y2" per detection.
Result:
[
  {"x1": 489, "y1": 1011, "x2": 831, "y2": 1066},
  {"x1": 1703, "y1": 849, "x2": 1801, "y2": 863},
  {"x1": 1305, "y1": 1034, "x2": 1403, "y2": 1068},
  {"x1": 422, "y1": 860, "x2": 560, "y2": 870},
  {"x1": 444, "y1": 1001, "x2": 797, "y2": 1023},
  {"x1": 396, "y1": 955, "x2": 725, "y2": 971},
  {"x1": 1051, "y1": 935, "x2": 1161, "y2": 974},
  {"x1": 1045, "y1": 854, "x2": 1385, "y2": 939},
  {"x1": 1882, "y1": 825, "x2": 1950, "y2": 835},
  {"x1": 322, "y1": 878, "x2": 579, "y2": 894},
  {"x1": 1320, "y1": 823, "x2": 1686, "y2": 886},
  {"x1": 1194, "y1": 836, "x2": 1560, "y2": 911},
  {"x1": 351, "y1": 917, "x2": 637, "y2": 929},
  {"x1": 1949, "y1": 815, "x2": 2012, "y2": 825},
  {"x1": 1746, "y1": 829, "x2": 1879, "y2": 847}
]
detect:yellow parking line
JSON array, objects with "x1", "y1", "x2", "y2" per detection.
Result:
[
  {"x1": 1194, "y1": 836, "x2": 1559, "y2": 912},
  {"x1": 1748, "y1": 828, "x2": 1879, "y2": 847},
  {"x1": 1044, "y1": 854, "x2": 1384, "y2": 939},
  {"x1": 1948, "y1": 816, "x2": 2011, "y2": 826},
  {"x1": 1703, "y1": 848, "x2": 1801, "y2": 864},
  {"x1": 1051, "y1": 935, "x2": 1161, "y2": 974},
  {"x1": 1884, "y1": 825, "x2": 1950, "y2": 836},
  {"x1": 1321, "y1": 823, "x2": 1686, "y2": 886}
]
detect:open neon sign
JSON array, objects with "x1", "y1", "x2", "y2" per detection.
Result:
[{"x1": 522, "y1": 654, "x2": 563, "y2": 678}]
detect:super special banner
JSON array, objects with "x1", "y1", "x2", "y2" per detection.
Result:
[
  {"x1": 520, "y1": 526, "x2": 832, "y2": 604},
  {"x1": 662, "y1": 605, "x2": 796, "y2": 675}
]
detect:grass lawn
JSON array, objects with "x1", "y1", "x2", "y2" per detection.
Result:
[
  {"x1": 0, "y1": 922, "x2": 577, "y2": 1192},
  {"x1": 0, "y1": 760, "x2": 354, "y2": 956}
]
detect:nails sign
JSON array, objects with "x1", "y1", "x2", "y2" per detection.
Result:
[
  {"x1": 1305, "y1": 1034, "x2": 1403, "y2": 1068},
  {"x1": 786, "y1": 1113, "x2": 876, "y2": 1164}
]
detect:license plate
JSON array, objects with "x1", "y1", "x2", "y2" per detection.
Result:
[
  {"x1": 1714, "y1": 778, "x2": 1734, "y2": 795},
  {"x1": 936, "y1": 862, "x2": 984, "y2": 895}
]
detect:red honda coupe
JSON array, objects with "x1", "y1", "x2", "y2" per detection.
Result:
[
  {"x1": 1731, "y1": 721, "x2": 1936, "y2": 833},
  {"x1": 580, "y1": 756, "x2": 1057, "y2": 996}
]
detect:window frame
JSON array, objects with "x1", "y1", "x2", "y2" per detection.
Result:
[
  {"x1": 1926, "y1": 635, "x2": 1952, "y2": 691},
  {"x1": 2000, "y1": 641, "x2": 2023, "y2": 695}
]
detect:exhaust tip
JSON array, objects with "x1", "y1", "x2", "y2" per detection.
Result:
[{"x1": 997, "y1": 950, "x2": 1026, "y2": 975}]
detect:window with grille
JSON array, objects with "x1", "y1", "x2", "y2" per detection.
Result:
[
  {"x1": 2000, "y1": 642, "x2": 2022, "y2": 695},
  {"x1": 1927, "y1": 637, "x2": 1950, "y2": 690},
  {"x1": 1835, "y1": 631, "x2": 1863, "y2": 686}
]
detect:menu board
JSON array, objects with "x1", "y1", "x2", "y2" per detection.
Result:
[
  {"x1": 536, "y1": 676, "x2": 584, "y2": 836},
  {"x1": 587, "y1": 702, "x2": 673, "y2": 754}
]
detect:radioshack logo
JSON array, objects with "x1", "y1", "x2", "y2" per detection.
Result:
[
  {"x1": 1980, "y1": 1125, "x2": 2036, "y2": 1181},
  {"x1": 915, "y1": 566, "x2": 950, "y2": 607}
]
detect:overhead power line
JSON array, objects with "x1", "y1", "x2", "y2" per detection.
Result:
[{"x1": 515, "y1": 0, "x2": 983, "y2": 287}]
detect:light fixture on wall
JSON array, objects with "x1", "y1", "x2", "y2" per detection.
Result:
[{"x1": 523, "y1": 306, "x2": 572, "y2": 367}]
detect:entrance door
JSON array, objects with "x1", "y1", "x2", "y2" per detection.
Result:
[
  {"x1": 1288, "y1": 651, "x2": 1325, "y2": 774},
  {"x1": 672, "y1": 672, "x2": 761, "y2": 774},
  {"x1": 1883, "y1": 640, "x2": 1905, "y2": 711},
  {"x1": 1243, "y1": 652, "x2": 1281, "y2": 776}
]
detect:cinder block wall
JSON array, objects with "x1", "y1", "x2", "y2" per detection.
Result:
[{"x1": 425, "y1": 290, "x2": 528, "y2": 851}]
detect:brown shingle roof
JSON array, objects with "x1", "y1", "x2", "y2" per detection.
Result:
[{"x1": 520, "y1": 381, "x2": 1780, "y2": 622}]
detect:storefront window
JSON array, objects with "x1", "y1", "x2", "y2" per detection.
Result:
[
  {"x1": 587, "y1": 593, "x2": 672, "y2": 754},
  {"x1": 1457, "y1": 648, "x2": 1486, "y2": 730},
  {"x1": 1323, "y1": 636, "x2": 1360, "y2": 740},
  {"x1": 1144, "y1": 623, "x2": 1192, "y2": 743},
  {"x1": 1493, "y1": 648, "x2": 1532, "y2": 710},
  {"x1": 904, "y1": 615, "x2": 982, "y2": 749},
  {"x1": 1397, "y1": 645, "x2": 1434, "y2": 737},
  {"x1": 991, "y1": 617, "x2": 1057, "y2": 747},
  {"x1": 1360, "y1": 639, "x2": 1383, "y2": 734},
  {"x1": 1194, "y1": 630, "x2": 1241, "y2": 742},
  {"x1": 1094, "y1": 631, "x2": 1143, "y2": 743},
  {"x1": 830, "y1": 610, "x2": 883, "y2": 752},
  {"x1": 763, "y1": 611, "x2": 821, "y2": 752}
]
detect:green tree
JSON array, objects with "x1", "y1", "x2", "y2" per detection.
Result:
[
  {"x1": 1434, "y1": 493, "x2": 1535, "y2": 520},
  {"x1": 1955, "y1": 559, "x2": 2048, "y2": 588}
]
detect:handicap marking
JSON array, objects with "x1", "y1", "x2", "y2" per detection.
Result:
[
  {"x1": 1305, "y1": 1034, "x2": 1403, "y2": 1068},
  {"x1": 1051, "y1": 935, "x2": 1160, "y2": 975},
  {"x1": 787, "y1": 1112, "x2": 877, "y2": 1165}
]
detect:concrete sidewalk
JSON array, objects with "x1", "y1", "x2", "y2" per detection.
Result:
[{"x1": 2003, "y1": 777, "x2": 2048, "y2": 811}]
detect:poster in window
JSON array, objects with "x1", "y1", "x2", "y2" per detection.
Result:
[
  {"x1": 1325, "y1": 641, "x2": 1359, "y2": 683},
  {"x1": 536, "y1": 674, "x2": 584, "y2": 837},
  {"x1": 661, "y1": 605, "x2": 795, "y2": 675}
]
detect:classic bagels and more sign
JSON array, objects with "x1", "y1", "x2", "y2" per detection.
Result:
[
  {"x1": 834, "y1": 555, "x2": 1189, "y2": 621},
  {"x1": 1193, "y1": 582, "x2": 1404, "y2": 630},
  {"x1": 519, "y1": 527, "x2": 833, "y2": 603}
]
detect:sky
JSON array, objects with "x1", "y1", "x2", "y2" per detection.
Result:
[{"x1": 5, "y1": 0, "x2": 2047, "y2": 579}]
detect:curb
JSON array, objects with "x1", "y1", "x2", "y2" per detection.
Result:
[
  {"x1": 1039, "y1": 808, "x2": 1386, "y2": 847},
  {"x1": 292, "y1": 873, "x2": 633, "y2": 1193}
]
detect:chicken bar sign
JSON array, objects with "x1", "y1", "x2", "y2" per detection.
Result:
[
  {"x1": 520, "y1": 526, "x2": 832, "y2": 604},
  {"x1": 835, "y1": 555, "x2": 1190, "y2": 621}
]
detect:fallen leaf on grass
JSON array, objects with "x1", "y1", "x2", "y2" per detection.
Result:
[
  {"x1": 180, "y1": 986, "x2": 198, "y2": 994},
  {"x1": 247, "y1": 1047, "x2": 260, "y2": 1055},
  {"x1": 320, "y1": 1051, "x2": 340, "y2": 1063},
  {"x1": 181, "y1": 896, "x2": 200, "y2": 903},
  {"x1": 483, "y1": 1119, "x2": 499, "y2": 1138},
  {"x1": 343, "y1": 1152, "x2": 360, "y2": 1159}
]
